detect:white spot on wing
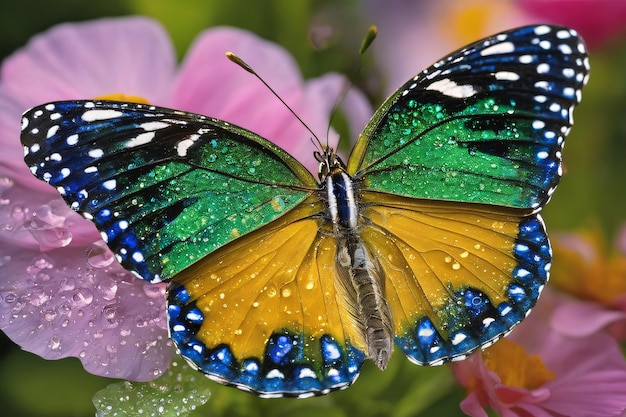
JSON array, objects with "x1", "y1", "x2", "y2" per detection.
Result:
[
  {"x1": 494, "y1": 71, "x2": 520, "y2": 81},
  {"x1": 480, "y1": 41, "x2": 515, "y2": 56},
  {"x1": 140, "y1": 121, "x2": 170, "y2": 131},
  {"x1": 103, "y1": 179, "x2": 116, "y2": 190},
  {"x1": 534, "y1": 25, "x2": 551, "y2": 36},
  {"x1": 88, "y1": 149, "x2": 104, "y2": 158},
  {"x1": 426, "y1": 78, "x2": 477, "y2": 98},
  {"x1": 176, "y1": 140, "x2": 193, "y2": 156},
  {"x1": 126, "y1": 132, "x2": 155, "y2": 148},
  {"x1": 81, "y1": 109, "x2": 123, "y2": 121},
  {"x1": 47, "y1": 125, "x2": 60, "y2": 138},
  {"x1": 66, "y1": 134, "x2": 79, "y2": 145}
]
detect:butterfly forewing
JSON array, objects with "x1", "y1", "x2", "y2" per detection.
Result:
[
  {"x1": 21, "y1": 101, "x2": 318, "y2": 283},
  {"x1": 350, "y1": 25, "x2": 589, "y2": 209}
]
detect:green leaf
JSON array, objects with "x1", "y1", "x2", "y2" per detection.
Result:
[{"x1": 93, "y1": 357, "x2": 212, "y2": 417}]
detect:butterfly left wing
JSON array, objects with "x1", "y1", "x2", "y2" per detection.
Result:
[
  {"x1": 21, "y1": 100, "x2": 317, "y2": 283},
  {"x1": 21, "y1": 100, "x2": 366, "y2": 397},
  {"x1": 167, "y1": 197, "x2": 366, "y2": 397}
]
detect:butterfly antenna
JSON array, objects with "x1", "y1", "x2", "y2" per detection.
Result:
[
  {"x1": 226, "y1": 52, "x2": 324, "y2": 150},
  {"x1": 324, "y1": 25, "x2": 378, "y2": 149}
]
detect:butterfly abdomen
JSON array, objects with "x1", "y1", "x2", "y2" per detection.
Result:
[{"x1": 325, "y1": 161, "x2": 394, "y2": 370}]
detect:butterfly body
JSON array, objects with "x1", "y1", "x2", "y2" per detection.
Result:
[
  {"x1": 20, "y1": 25, "x2": 589, "y2": 397},
  {"x1": 321, "y1": 152, "x2": 394, "y2": 369}
]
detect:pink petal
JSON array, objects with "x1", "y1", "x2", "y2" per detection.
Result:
[
  {"x1": 2, "y1": 16, "x2": 177, "y2": 109},
  {"x1": 0, "y1": 17, "x2": 178, "y2": 381},
  {"x1": 459, "y1": 392, "x2": 490, "y2": 417},
  {"x1": 0, "y1": 244, "x2": 170, "y2": 381},
  {"x1": 363, "y1": 0, "x2": 534, "y2": 95},
  {"x1": 551, "y1": 300, "x2": 626, "y2": 337}
]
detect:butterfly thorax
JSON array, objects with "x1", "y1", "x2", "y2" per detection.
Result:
[{"x1": 319, "y1": 149, "x2": 395, "y2": 370}]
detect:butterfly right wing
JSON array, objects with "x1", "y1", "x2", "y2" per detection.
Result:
[
  {"x1": 21, "y1": 100, "x2": 318, "y2": 283},
  {"x1": 358, "y1": 192, "x2": 549, "y2": 365}
]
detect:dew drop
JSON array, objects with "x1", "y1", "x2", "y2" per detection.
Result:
[
  {"x1": 48, "y1": 335, "x2": 62, "y2": 351},
  {"x1": 97, "y1": 278, "x2": 118, "y2": 300},
  {"x1": 72, "y1": 288, "x2": 94, "y2": 307},
  {"x1": 11, "y1": 205, "x2": 26, "y2": 221},
  {"x1": 59, "y1": 277, "x2": 76, "y2": 291},
  {"x1": 33, "y1": 256, "x2": 54, "y2": 270},
  {"x1": 29, "y1": 227, "x2": 73, "y2": 249},
  {"x1": 142, "y1": 283, "x2": 164, "y2": 299},
  {"x1": 103, "y1": 304, "x2": 117, "y2": 320},
  {"x1": 27, "y1": 287, "x2": 50, "y2": 306},
  {"x1": 43, "y1": 309, "x2": 57, "y2": 321},
  {"x1": 58, "y1": 303, "x2": 71, "y2": 315},
  {"x1": 88, "y1": 241, "x2": 115, "y2": 268},
  {"x1": 4, "y1": 293, "x2": 17, "y2": 303}
]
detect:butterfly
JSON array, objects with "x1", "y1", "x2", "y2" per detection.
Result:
[{"x1": 20, "y1": 25, "x2": 589, "y2": 398}]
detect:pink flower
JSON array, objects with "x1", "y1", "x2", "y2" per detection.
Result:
[
  {"x1": 548, "y1": 227, "x2": 626, "y2": 340},
  {"x1": 453, "y1": 289, "x2": 626, "y2": 417},
  {"x1": 519, "y1": 0, "x2": 626, "y2": 49},
  {"x1": 0, "y1": 17, "x2": 370, "y2": 381}
]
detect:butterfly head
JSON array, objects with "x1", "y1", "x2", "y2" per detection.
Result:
[{"x1": 314, "y1": 148, "x2": 346, "y2": 182}]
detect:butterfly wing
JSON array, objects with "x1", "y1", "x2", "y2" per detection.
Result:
[
  {"x1": 360, "y1": 193, "x2": 548, "y2": 364},
  {"x1": 167, "y1": 197, "x2": 366, "y2": 397},
  {"x1": 349, "y1": 25, "x2": 589, "y2": 209},
  {"x1": 21, "y1": 100, "x2": 365, "y2": 396},
  {"x1": 21, "y1": 101, "x2": 318, "y2": 283},
  {"x1": 349, "y1": 25, "x2": 589, "y2": 363}
]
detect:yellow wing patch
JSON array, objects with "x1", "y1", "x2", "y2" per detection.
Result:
[
  {"x1": 360, "y1": 191, "x2": 532, "y2": 338},
  {"x1": 170, "y1": 198, "x2": 365, "y2": 360}
]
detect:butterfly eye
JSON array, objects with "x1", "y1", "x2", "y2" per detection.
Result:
[{"x1": 314, "y1": 150, "x2": 330, "y2": 181}]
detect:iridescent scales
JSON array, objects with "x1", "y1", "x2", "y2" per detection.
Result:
[{"x1": 20, "y1": 25, "x2": 589, "y2": 397}]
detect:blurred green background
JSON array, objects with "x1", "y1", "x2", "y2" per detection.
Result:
[{"x1": 1, "y1": 1, "x2": 625, "y2": 416}]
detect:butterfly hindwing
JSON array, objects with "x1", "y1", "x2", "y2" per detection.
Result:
[
  {"x1": 349, "y1": 25, "x2": 589, "y2": 209},
  {"x1": 167, "y1": 198, "x2": 365, "y2": 397},
  {"x1": 21, "y1": 101, "x2": 317, "y2": 283},
  {"x1": 359, "y1": 192, "x2": 549, "y2": 364}
]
